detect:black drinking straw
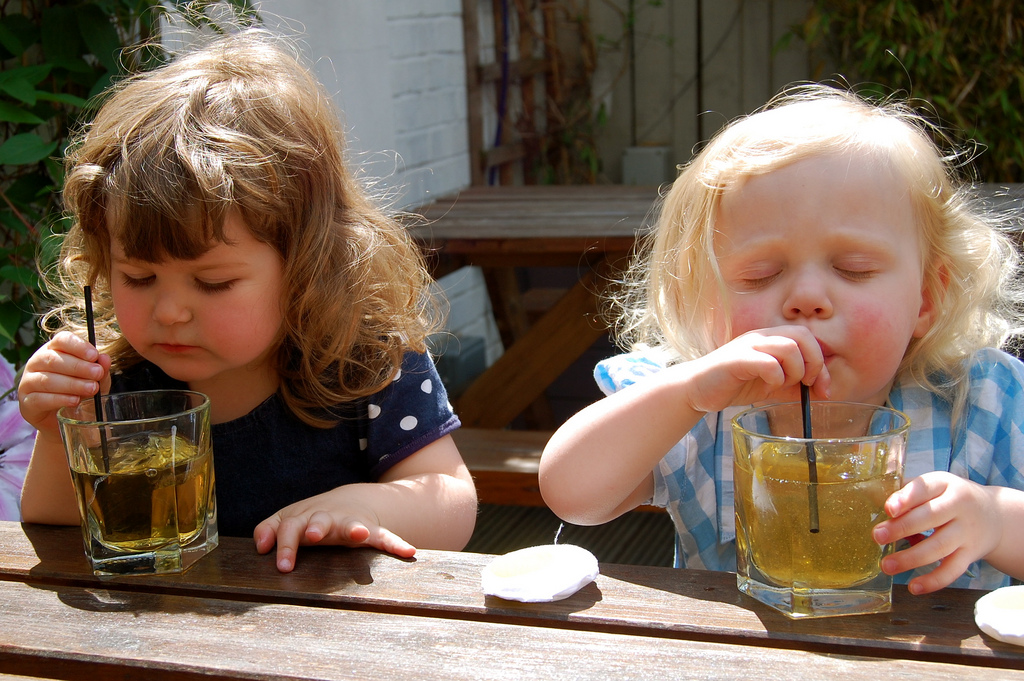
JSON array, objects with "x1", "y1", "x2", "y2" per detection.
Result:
[
  {"x1": 84, "y1": 286, "x2": 109, "y2": 469},
  {"x1": 801, "y1": 383, "x2": 820, "y2": 533}
]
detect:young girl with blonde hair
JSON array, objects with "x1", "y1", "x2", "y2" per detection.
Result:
[
  {"x1": 18, "y1": 29, "x2": 477, "y2": 573},
  {"x1": 540, "y1": 84, "x2": 1024, "y2": 593}
]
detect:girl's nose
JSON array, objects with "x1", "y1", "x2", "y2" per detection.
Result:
[
  {"x1": 782, "y1": 269, "x2": 833, "y2": 319},
  {"x1": 153, "y1": 291, "x2": 192, "y2": 325}
]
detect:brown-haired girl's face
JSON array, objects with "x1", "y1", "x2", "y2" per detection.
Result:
[
  {"x1": 709, "y1": 151, "x2": 939, "y2": 406},
  {"x1": 109, "y1": 210, "x2": 285, "y2": 406}
]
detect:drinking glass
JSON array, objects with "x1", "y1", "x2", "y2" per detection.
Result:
[
  {"x1": 732, "y1": 401, "x2": 909, "y2": 618},
  {"x1": 57, "y1": 390, "x2": 218, "y2": 576}
]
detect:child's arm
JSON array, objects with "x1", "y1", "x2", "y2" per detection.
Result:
[
  {"x1": 18, "y1": 331, "x2": 111, "y2": 524},
  {"x1": 540, "y1": 326, "x2": 828, "y2": 527},
  {"x1": 253, "y1": 434, "x2": 477, "y2": 572},
  {"x1": 873, "y1": 472, "x2": 1024, "y2": 593}
]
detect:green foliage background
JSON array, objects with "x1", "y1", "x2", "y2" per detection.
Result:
[
  {"x1": 796, "y1": 0, "x2": 1024, "y2": 184},
  {"x1": 0, "y1": 0, "x2": 255, "y2": 371}
]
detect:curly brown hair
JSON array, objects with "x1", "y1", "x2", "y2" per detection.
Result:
[{"x1": 47, "y1": 29, "x2": 442, "y2": 427}]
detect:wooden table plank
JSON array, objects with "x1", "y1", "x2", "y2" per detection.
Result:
[
  {"x1": 2, "y1": 523, "x2": 1021, "y2": 670},
  {"x1": 1, "y1": 580, "x2": 1020, "y2": 681},
  {"x1": 408, "y1": 185, "x2": 658, "y2": 258}
]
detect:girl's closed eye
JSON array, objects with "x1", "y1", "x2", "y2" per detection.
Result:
[
  {"x1": 730, "y1": 266, "x2": 782, "y2": 291},
  {"x1": 194, "y1": 278, "x2": 236, "y2": 293},
  {"x1": 834, "y1": 267, "x2": 876, "y2": 281},
  {"x1": 741, "y1": 273, "x2": 780, "y2": 289},
  {"x1": 833, "y1": 257, "x2": 881, "y2": 281},
  {"x1": 120, "y1": 272, "x2": 155, "y2": 288}
]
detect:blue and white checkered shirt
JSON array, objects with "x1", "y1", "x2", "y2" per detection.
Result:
[{"x1": 595, "y1": 346, "x2": 1024, "y2": 590}]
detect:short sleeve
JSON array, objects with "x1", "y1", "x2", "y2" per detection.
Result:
[
  {"x1": 594, "y1": 349, "x2": 668, "y2": 396},
  {"x1": 957, "y1": 347, "x2": 1024, "y2": 490},
  {"x1": 364, "y1": 351, "x2": 460, "y2": 478}
]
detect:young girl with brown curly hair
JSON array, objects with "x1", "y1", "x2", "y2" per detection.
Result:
[{"x1": 18, "y1": 29, "x2": 477, "y2": 573}]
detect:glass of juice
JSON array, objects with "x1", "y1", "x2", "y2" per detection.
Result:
[
  {"x1": 731, "y1": 401, "x2": 909, "y2": 618},
  {"x1": 57, "y1": 390, "x2": 218, "y2": 576}
]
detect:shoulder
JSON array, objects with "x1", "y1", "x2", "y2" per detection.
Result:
[
  {"x1": 364, "y1": 350, "x2": 459, "y2": 478},
  {"x1": 955, "y1": 348, "x2": 1024, "y2": 486},
  {"x1": 965, "y1": 347, "x2": 1024, "y2": 404},
  {"x1": 967, "y1": 346, "x2": 1024, "y2": 375},
  {"x1": 376, "y1": 351, "x2": 447, "y2": 402},
  {"x1": 594, "y1": 347, "x2": 672, "y2": 396}
]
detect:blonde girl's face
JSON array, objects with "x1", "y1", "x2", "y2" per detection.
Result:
[
  {"x1": 709, "y1": 151, "x2": 938, "y2": 406},
  {"x1": 109, "y1": 210, "x2": 285, "y2": 407}
]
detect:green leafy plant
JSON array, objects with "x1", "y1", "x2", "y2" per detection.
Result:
[
  {"x1": 795, "y1": 0, "x2": 1024, "y2": 183},
  {"x1": 0, "y1": 0, "x2": 257, "y2": 369}
]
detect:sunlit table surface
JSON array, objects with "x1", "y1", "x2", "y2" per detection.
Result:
[{"x1": 0, "y1": 521, "x2": 1021, "y2": 680}]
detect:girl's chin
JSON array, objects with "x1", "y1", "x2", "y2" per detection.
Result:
[{"x1": 144, "y1": 358, "x2": 210, "y2": 385}]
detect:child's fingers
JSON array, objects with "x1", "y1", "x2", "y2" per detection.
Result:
[
  {"x1": 362, "y1": 526, "x2": 416, "y2": 559},
  {"x1": 903, "y1": 547, "x2": 975, "y2": 595},
  {"x1": 786, "y1": 327, "x2": 827, "y2": 384},
  {"x1": 21, "y1": 337, "x2": 106, "y2": 396},
  {"x1": 270, "y1": 514, "x2": 311, "y2": 572},
  {"x1": 18, "y1": 379, "x2": 99, "y2": 432},
  {"x1": 884, "y1": 473, "x2": 949, "y2": 519},
  {"x1": 872, "y1": 477, "x2": 956, "y2": 547},
  {"x1": 880, "y1": 523, "x2": 957, "y2": 575},
  {"x1": 50, "y1": 329, "x2": 97, "y2": 352},
  {"x1": 330, "y1": 517, "x2": 414, "y2": 558},
  {"x1": 744, "y1": 326, "x2": 823, "y2": 385},
  {"x1": 338, "y1": 518, "x2": 371, "y2": 544},
  {"x1": 33, "y1": 371, "x2": 103, "y2": 399},
  {"x1": 42, "y1": 331, "x2": 101, "y2": 365},
  {"x1": 872, "y1": 499, "x2": 946, "y2": 550},
  {"x1": 252, "y1": 521, "x2": 277, "y2": 555}
]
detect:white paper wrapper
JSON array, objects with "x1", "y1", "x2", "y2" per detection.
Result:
[
  {"x1": 975, "y1": 584, "x2": 1024, "y2": 647},
  {"x1": 481, "y1": 544, "x2": 599, "y2": 603}
]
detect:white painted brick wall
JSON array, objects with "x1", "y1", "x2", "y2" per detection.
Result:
[
  {"x1": 386, "y1": 1, "x2": 499, "y2": 369},
  {"x1": 256, "y1": 1, "x2": 498, "y2": 372},
  {"x1": 386, "y1": 3, "x2": 470, "y2": 208},
  {"x1": 433, "y1": 267, "x2": 504, "y2": 366}
]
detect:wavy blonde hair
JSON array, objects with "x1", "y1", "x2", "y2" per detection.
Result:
[
  {"x1": 612, "y1": 84, "x2": 1024, "y2": 416},
  {"x1": 48, "y1": 29, "x2": 442, "y2": 427}
]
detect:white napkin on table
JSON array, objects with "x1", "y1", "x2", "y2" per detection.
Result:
[
  {"x1": 481, "y1": 544, "x2": 599, "y2": 603},
  {"x1": 975, "y1": 584, "x2": 1024, "y2": 647}
]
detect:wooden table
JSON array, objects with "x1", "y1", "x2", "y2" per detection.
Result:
[
  {"x1": 408, "y1": 185, "x2": 660, "y2": 429},
  {"x1": 1, "y1": 521, "x2": 1021, "y2": 680}
]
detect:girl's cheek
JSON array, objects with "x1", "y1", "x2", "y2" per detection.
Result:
[
  {"x1": 726, "y1": 298, "x2": 772, "y2": 339},
  {"x1": 110, "y1": 291, "x2": 143, "y2": 338}
]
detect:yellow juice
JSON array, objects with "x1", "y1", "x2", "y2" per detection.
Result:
[
  {"x1": 734, "y1": 441, "x2": 898, "y2": 589},
  {"x1": 71, "y1": 432, "x2": 214, "y2": 552}
]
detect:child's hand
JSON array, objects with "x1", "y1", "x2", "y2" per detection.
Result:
[
  {"x1": 253, "y1": 493, "x2": 417, "y2": 573},
  {"x1": 684, "y1": 326, "x2": 829, "y2": 414},
  {"x1": 18, "y1": 331, "x2": 111, "y2": 434},
  {"x1": 872, "y1": 472, "x2": 1001, "y2": 594},
  {"x1": 254, "y1": 438, "x2": 475, "y2": 573}
]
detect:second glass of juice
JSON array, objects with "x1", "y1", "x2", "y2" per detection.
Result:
[{"x1": 732, "y1": 401, "x2": 909, "y2": 618}]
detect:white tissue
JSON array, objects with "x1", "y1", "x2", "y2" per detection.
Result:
[
  {"x1": 975, "y1": 584, "x2": 1024, "y2": 647},
  {"x1": 481, "y1": 544, "x2": 599, "y2": 603}
]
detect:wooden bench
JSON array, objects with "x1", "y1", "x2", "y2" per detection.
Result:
[
  {"x1": 453, "y1": 427, "x2": 663, "y2": 513},
  {"x1": 452, "y1": 428, "x2": 551, "y2": 506}
]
